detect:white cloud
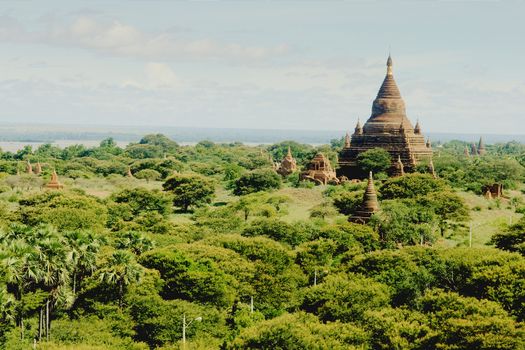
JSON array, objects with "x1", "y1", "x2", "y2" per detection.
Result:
[
  {"x1": 0, "y1": 14, "x2": 289, "y2": 62},
  {"x1": 145, "y1": 62, "x2": 180, "y2": 88}
]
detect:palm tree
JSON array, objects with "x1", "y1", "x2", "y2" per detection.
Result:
[
  {"x1": 64, "y1": 231, "x2": 102, "y2": 293},
  {"x1": 25, "y1": 226, "x2": 73, "y2": 341},
  {"x1": 98, "y1": 250, "x2": 144, "y2": 308},
  {"x1": 0, "y1": 238, "x2": 40, "y2": 340},
  {"x1": 115, "y1": 231, "x2": 154, "y2": 256},
  {"x1": 0, "y1": 286, "x2": 15, "y2": 344}
]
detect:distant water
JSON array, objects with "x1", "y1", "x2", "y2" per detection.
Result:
[
  {"x1": 0, "y1": 124, "x2": 524, "y2": 151},
  {"x1": 0, "y1": 140, "x2": 130, "y2": 153}
]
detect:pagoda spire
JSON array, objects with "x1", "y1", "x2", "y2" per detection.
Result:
[
  {"x1": 393, "y1": 155, "x2": 405, "y2": 177},
  {"x1": 464, "y1": 145, "x2": 470, "y2": 157},
  {"x1": 362, "y1": 171, "x2": 380, "y2": 213},
  {"x1": 377, "y1": 55, "x2": 401, "y2": 99},
  {"x1": 349, "y1": 171, "x2": 380, "y2": 223},
  {"x1": 344, "y1": 132, "x2": 351, "y2": 148},
  {"x1": 478, "y1": 137, "x2": 486, "y2": 155},
  {"x1": 470, "y1": 142, "x2": 478, "y2": 156},
  {"x1": 34, "y1": 162, "x2": 42, "y2": 175},
  {"x1": 286, "y1": 146, "x2": 292, "y2": 158},
  {"x1": 414, "y1": 120, "x2": 421, "y2": 134},
  {"x1": 26, "y1": 160, "x2": 33, "y2": 175},
  {"x1": 354, "y1": 119, "x2": 363, "y2": 135},
  {"x1": 387, "y1": 54, "x2": 393, "y2": 76},
  {"x1": 46, "y1": 169, "x2": 63, "y2": 189},
  {"x1": 399, "y1": 122, "x2": 405, "y2": 134},
  {"x1": 428, "y1": 159, "x2": 437, "y2": 178}
]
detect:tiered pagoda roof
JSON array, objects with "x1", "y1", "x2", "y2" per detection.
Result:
[
  {"x1": 300, "y1": 152, "x2": 339, "y2": 185},
  {"x1": 277, "y1": 146, "x2": 297, "y2": 176},
  {"x1": 338, "y1": 55, "x2": 433, "y2": 179}
]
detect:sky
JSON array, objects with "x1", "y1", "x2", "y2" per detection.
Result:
[{"x1": 0, "y1": 1, "x2": 524, "y2": 134}]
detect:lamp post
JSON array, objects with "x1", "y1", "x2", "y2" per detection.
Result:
[{"x1": 182, "y1": 314, "x2": 202, "y2": 348}]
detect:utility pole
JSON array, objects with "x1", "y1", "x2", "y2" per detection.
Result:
[
  {"x1": 182, "y1": 314, "x2": 186, "y2": 348},
  {"x1": 182, "y1": 313, "x2": 202, "y2": 349},
  {"x1": 469, "y1": 222, "x2": 472, "y2": 248},
  {"x1": 314, "y1": 269, "x2": 317, "y2": 286},
  {"x1": 250, "y1": 296, "x2": 254, "y2": 314}
]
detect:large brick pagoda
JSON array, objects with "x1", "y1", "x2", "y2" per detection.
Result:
[{"x1": 338, "y1": 56, "x2": 432, "y2": 179}]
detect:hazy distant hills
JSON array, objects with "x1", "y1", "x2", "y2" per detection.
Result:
[{"x1": 0, "y1": 123, "x2": 524, "y2": 146}]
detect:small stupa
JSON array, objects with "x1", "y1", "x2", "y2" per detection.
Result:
[
  {"x1": 470, "y1": 143, "x2": 478, "y2": 156},
  {"x1": 276, "y1": 146, "x2": 297, "y2": 176},
  {"x1": 392, "y1": 155, "x2": 405, "y2": 177},
  {"x1": 46, "y1": 170, "x2": 63, "y2": 189},
  {"x1": 126, "y1": 166, "x2": 134, "y2": 178},
  {"x1": 26, "y1": 160, "x2": 33, "y2": 175},
  {"x1": 349, "y1": 171, "x2": 380, "y2": 224},
  {"x1": 464, "y1": 146, "x2": 470, "y2": 157},
  {"x1": 428, "y1": 159, "x2": 437, "y2": 178},
  {"x1": 34, "y1": 162, "x2": 42, "y2": 176}
]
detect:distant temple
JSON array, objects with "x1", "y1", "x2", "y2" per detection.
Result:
[
  {"x1": 338, "y1": 56, "x2": 432, "y2": 179},
  {"x1": 26, "y1": 160, "x2": 33, "y2": 175},
  {"x1": 46, "y1": 170, "x2": 63, "y2": 189},
  {"x1": 483, "y1": 183, "x2": 503, "y2": 199},
  {"x1": 276, "y1": 147, "x2": 297, "y2": 176},
  {"x1": 301, "y1": 152, "x2": 339, "y2": 185},
  {"x1": 477, "y1": 137, "x2": 486, "y2": 155},
  {"x1": 349, "y1": 172, "x2": 380, "y2": 224},
  {"x1": 467, "y1": 137, "x2": 486, "y2": 156},
  {"x1": 34, "y1": 162, "x2": 42, "y2": 176}
]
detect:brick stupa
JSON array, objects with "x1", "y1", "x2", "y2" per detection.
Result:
[
  {"x1": 349, "y1": 171, "x2": 380, "y2": 224},
  {"x1": 46, "y1": 170, "x2": 63, "y2": 190},
  {"x1": 338, "y1": 55, "x2": 432, "y2": 179}
]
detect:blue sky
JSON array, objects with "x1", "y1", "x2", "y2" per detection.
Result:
[{"x1": 0, "y1": 1, "x2": 523, "y2": 134}]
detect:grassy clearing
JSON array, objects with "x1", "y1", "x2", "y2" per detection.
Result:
[
  {"x1": 446, "y1": 191, "x2": 522, "y2": 248},
  {"x1": 276, "y1": 186, "x2": 325, "y2": 222}
]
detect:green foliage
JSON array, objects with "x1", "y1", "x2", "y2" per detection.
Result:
[
  {"x1": 490, "y1": 217, "x2": 525, "y2": 255},
  {"x1": 139, "y1": 134, "x2": 179, "y2": 154},
  {"x1": 363, "y1": 307, "x2": 434, "y2": 350},
  {"x1": 139, "y1": 248, "x2": 236, "y2": 308},
  {"x1": 163, "y1": 174, "x2": 215, "y2": 211},
  {"x1": 302, "y1": 273, "x2": 390, "y2": 322},
  {"x1": 1, "y1": 136, "x2": 525, "y2": 349},
  {"x1": 128, "y1": 294, "x2": 227, "y2": 348},
  {"x1": 357, "y1": 148, "x2": 392, "y2": 175},
  {"x1": 416, "y1": 289, "x2": 524, "y2": 349},
  {"x1": 110, "y1": 187, "x2": 171, "y2": 217},
  {"x1": 134, "y1": 169, "x2": 161, "y2": 182},
  {"x1": 36, "y1": 316, "x2": 147, "y2": 349},
  {"x1": 332, "y1": 190, "x2": 363, "y2": 215},
  {"x1": 98, "y1": 250, "x2": 144, "y2": 307},
  {"x1": 229, "y1": 312, "x2": 370, "y2": 349},
  {"x1": 18, "y1": 191, "x2": 107, "y2": 231},
  {"x1": 242, "y1": 218, "x2": 312, "y2": 247},
  {"x1": 380, "y1": 174, "x2": 447, "y2": 200},
  {"x1": 374, "y1": 199, "x2": 437, "y2": 246},
  {"x1": 233, "y1": 169, "x2": 281, "y2": 195}
]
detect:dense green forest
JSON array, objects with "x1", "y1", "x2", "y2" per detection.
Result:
[{"x1": 1, "y1": 134, "x2": 525, "y2": 349}]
